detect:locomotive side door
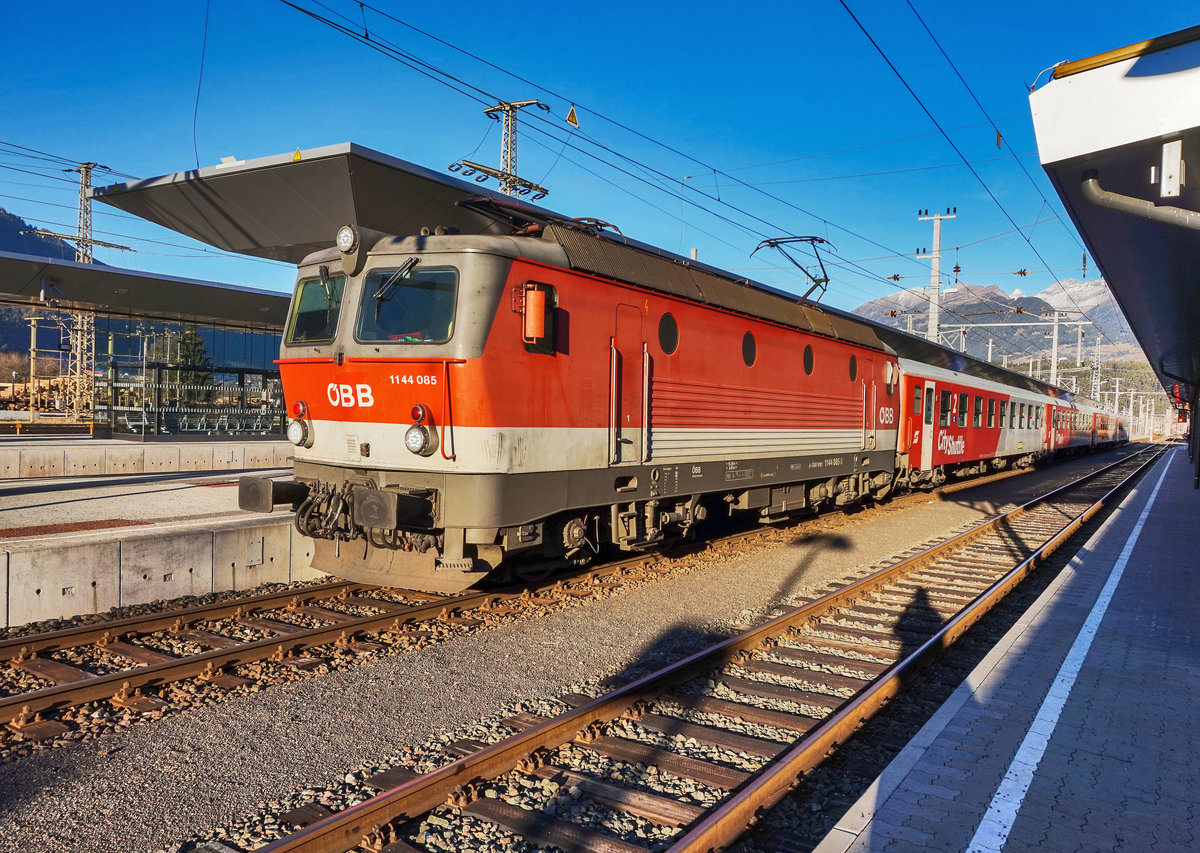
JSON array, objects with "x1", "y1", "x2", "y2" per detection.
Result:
[
  {"x1": 861, "y1": 356, "x2": 877, "y2": 450},
  {"x1": 919, "y1": 381, "x2": 936, "y2": 470},
  {"x1": 610, "y1": 304, "x2": 644, "y2": 465}
]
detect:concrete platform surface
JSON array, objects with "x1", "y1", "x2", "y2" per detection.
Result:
[
  {"x1": 0, "y1": 465, "x2": 320, "y2": 628},
  {"x1": 815, "y1": 445, "x2": 1198, "y2": 853},
  {"x1": 0, "y1": 469, "x2": 287, "y2": 531},
  {"x1": 0, "y1": 434, "x2": 290, "y2": 479}
]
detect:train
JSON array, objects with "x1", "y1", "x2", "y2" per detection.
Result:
[{"x1": 238, "y1": 191, "x2": 1126, "y2": 592}]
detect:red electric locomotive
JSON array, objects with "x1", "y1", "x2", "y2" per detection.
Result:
[{"x1": 256, "y1": 220, "x2": 901, "y2": 590}]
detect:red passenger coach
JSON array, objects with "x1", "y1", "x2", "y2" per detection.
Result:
[{"x1": 893, "y1": 355, "x2": 1055, "y2": 488}]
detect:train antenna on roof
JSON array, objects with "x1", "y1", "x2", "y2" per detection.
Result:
[{"x1": 751, "y1": 236, "x2": 833, "y2": 305}]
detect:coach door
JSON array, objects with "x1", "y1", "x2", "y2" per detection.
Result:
[
  {"x1": 610, "y1": 305, "x2": 644, "y2": 465},
  {"x1": 920, "y1": 381, "x2": 936, "y2": 470}
]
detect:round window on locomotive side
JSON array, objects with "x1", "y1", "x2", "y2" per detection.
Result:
[
  {"x1": 742, "y1": 331, "x2": 756, "y2": 367},
  {"x1": 658, "y1": 313, "x2": 679, "y2": 355},
  {"x1": 849, "y1": 354, "x2": 858, "y2": 382}
]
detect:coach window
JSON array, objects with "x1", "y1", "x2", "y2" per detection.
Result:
[
  {"x1": 658, "y1": 313, "x2": 679, "y2": 355},
  {"x1": 1019, "y1": 404, "x2": 1026, "y2": 429},
  {"x1": 924, "y1": 387, "x2": 934, "y2": 425},
  {"x1": 939, "y1": 389, "x2": 951, "y2": 427},
  {"x1": 987, "y1": 398, "x2": 996, "y2": 428},
  {"x1": 849, "y1": 354, "x2": 857, "y2": 382},
  {"x1": 742, "y1": 331, "x2": 756, "y2": 367},
  {"x1": 912, "y1": 386, "x2": 922, "y2": 420},
  {"x1": 999, "y1": 400, "x2": 1007, "y2": 429},
  {"x1": 1010, "y1": 402, "x2": 1017, "y2": 429},
  {"x1": 973, "y1": 395, "x2": 983, "y2": 428},
  {"x1": 957, "y1": 392, "x2": 968, "y2": 427},
  {"x1": 803, "y1": 344, "x2": 814, "y2": 375}
]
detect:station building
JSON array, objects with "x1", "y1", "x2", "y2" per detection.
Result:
[{"x1": 0, "y1": 249, "x2": 289, "y2": 437}]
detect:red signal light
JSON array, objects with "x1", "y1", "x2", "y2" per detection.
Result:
[
  {"x1": 291, "y1": 400, "x2": 307, "y2": 418},
  {"x1": 411, "y1": 404, "x2": 428, "y2": 423}
]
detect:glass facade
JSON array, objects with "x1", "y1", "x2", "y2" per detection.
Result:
[{"x1": 92, "y1": 316, "x2": 284, "y2": 438}]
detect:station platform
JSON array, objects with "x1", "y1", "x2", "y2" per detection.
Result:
[
  {"x1": 815, "y1": 444, "x2": 1198, "y2": 853},
  {"x1": 0, "y1": 440, "x2": 318, "y2": 628},
  {"x1": 0, "y1": 433, "x2": 290, "y2": 479}
]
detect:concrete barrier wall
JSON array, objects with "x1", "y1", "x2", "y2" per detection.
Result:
[
  {"x1": 2, "y1": 517, "x2": 328, "y2": 627},
  {"x1": 0, "y1": 441, "x2": 288, "y2": 481}
]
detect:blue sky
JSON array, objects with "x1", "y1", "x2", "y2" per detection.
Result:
[{"x1": 1, "y1": 1, "x2": 1194, "y2": 314}]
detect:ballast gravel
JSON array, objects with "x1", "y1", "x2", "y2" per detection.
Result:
[{"x1": 0, "y1": 457, "x2": 1110, "y2": 853}]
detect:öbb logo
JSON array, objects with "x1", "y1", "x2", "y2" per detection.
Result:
[
  {"x1": 326, "y1": 383, "x2": 375, "y2": 408},
  {"x1": 938, "y1": 432, "x2": 965, "y2": 455}
]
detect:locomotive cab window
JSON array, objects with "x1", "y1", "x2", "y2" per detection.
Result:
[
  {"x1": 355, "y1": 265, "x2": 457, "y2": 344},
  {"x1": 286, "y1": 271, "x2": 346, "y2": 344}
]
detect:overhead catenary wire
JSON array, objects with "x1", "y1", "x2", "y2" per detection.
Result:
[
  {"x1": 276, "y1": 0, "x2": 1055, "y2": 365},
  {"x1": 837, "y1": 0, "x2": 1120, "y2": 351}
]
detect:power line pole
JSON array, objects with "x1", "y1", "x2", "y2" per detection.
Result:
[
  {"x1": 72, "y1": 162, "x2": 99, "y2": 263},
  {"x1": 486, "y1": 99, "x2": 549, "y2": 197},
  {"x1": 916, "y1": 207, "x2": 956, "y2": 344},
  {"x1": 27, "y1": 163, "x2": 131, "y2": 420},
  {"x1": 1049, "y1": 311, "x2": 1062, "y2": 387}
]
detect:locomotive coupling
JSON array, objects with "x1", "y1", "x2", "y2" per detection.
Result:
[{"x1": 238, "y1": 476, "x2": 310, "y2": 513}]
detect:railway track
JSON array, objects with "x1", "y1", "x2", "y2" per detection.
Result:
[
  {"x1": 0, "y1": 562, "x2": 677, "y2": 742},
  {"x1": 242, "y1": 444, "x2": 1164, "y2": 853},
  {"x1": 0, "y1": 445, "x2": 1144, "y2": 747}
]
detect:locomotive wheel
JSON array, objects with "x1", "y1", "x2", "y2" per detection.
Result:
[{"x1": 558, "y1": 515, "x2": 597, "y2": 567}]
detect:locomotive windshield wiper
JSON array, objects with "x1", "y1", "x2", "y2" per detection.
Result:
[{"x1": 373, "y1": 256, "x2": 420, "y2": 322}]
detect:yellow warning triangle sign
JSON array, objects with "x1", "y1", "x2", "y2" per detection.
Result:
[
  {"x1": 293, "y1": 148, "x2": 303, "y2": 162},
  {"x1": 565, "y1": 105, "x2": 579, "y2": 129}
]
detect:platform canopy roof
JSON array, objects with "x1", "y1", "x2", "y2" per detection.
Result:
[
  {"x1": 91, "y1": 143, "x2": 565, "y2": 264},
  {"x1": 0, "y1": 251, "x2": 289, "y2": 329},
  {"x1": 1031, "y1": 25, "x2": 1200, "y2": 411}
]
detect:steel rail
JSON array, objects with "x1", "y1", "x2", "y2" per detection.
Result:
[
  {"x1": 0, "y1": 554, "x2": 665, "y2": 720},
  {"x1": 667, "y1": 445, "x2": 1166, "y2": 852},
  {"x1": 254, "y1": 444, "x2": 1161, "y2": 853},
  {"x1": 0, "y1": 579, "x2": 364, "y2": 661}
]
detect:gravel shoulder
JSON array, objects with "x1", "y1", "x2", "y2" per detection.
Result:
[{"x1": 0, "y1": 455, "x2": 1113, "y2": 853}]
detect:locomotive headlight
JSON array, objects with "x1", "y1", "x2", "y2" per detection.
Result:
[
  {"x1": 404, "y1": 424, "x2": 435, "y2": 456},
  {"x1": 287, "y1": 418, "x2": 311, "y2": 447},
  {"x1": 336, "y1": 224, "x2": 358, "y2": 254}
]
